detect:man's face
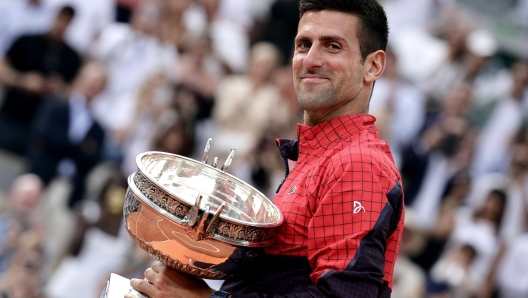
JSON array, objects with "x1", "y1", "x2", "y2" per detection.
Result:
[
  {"x1": 76, "y1": 64, "x2": 107, "y2": 100},
  {"x1": 293, "y1": 10, "x2": 365, "y2": 112},
  {"x1": 53, "y1": 14, "x2": 72, "y2": 37}
]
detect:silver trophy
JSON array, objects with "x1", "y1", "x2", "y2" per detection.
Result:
[{"x1": 101, "y1": 139, "x2": 283, "y2": 297}]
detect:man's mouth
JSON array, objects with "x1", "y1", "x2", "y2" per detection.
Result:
[{"x1": 301, "y1": 75, "x2": 328, "y2": 83}]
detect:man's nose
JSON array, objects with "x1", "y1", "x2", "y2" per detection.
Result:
[{"x1": 303, "y1": 46, "x2": 324, "y2": 70}]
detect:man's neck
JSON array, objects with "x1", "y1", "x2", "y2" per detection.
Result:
[
  {"x1": 302, "y1": 85, "x2": 372, "y2": 126},
  {"x1": 303, "y1": 101, "x2": 369, "y2": 126},
  {"x1": 47, "y1": 32, "x2": 64, "y2": 44}
]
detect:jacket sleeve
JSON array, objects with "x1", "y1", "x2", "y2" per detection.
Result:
[{"x1": 229, "y1": 152, "x2": 403, "y2": 298}]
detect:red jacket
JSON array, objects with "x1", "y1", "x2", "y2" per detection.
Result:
[{"x1": 224, "y1": 114, "x2": 405, "y2": 297}]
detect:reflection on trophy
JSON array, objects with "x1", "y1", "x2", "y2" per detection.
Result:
[{"x1": 101, "y1": 139, "x2": 283, "y2": 297}]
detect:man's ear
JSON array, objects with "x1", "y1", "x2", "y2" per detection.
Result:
[{"x1": 364, "y1": 50, "x2": 386, "y2": 84}]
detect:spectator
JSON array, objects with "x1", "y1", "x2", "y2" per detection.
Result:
[
  {"x1": 158, "y1": 0, "x2": 192, "y2": 50},
  {"x1": 401, "y1": 82, "x2": 472, "y2": 208},
  {"x1": 45, "y1": 167, "x2": 131, "y2": 298},
  {"x1": 466, "y1": 143, "x2": 528, "y2": 243},
  {"x1": 0, "y1": 234, "x2": 45, "y2": 298},
  {"x1": 212, "y1": 42, "x2": 283, "y2": 159},
  {"x1": 178, "y1": 34, "x2": 224, "y2": 122},
  {"x1": 429, "y1": 243, "x2": 480, "y2": 297},
  {"x1": 151, "y1": 121, "x2": 195, "y2": 157},
  {"x1": 381, "y1": 0, "x2": 456, "y2": 39},
  {"x1": 48, "y1": 0, "x2": 115, "y2": 54},
  {"x1": 28, "y1": 62, "x2": 107, "y2": 208},
  {"x1": 424, "y1": 29, "x2": 499, "y2": 103},
  {"x1": 120, "y1": 71, "x2": 174, "y2": 176},
  {"x1": 244, "y1": 65, "x2": 303, "y2": 196},
  {"x1": 89, "y1": 0, "x2": 178, "y2": 136},
  {"x1": 183, "y1": 0, "x2": 251, "y2": 73},
  {"x1": 449, "y1": 189, "x2": 507, "y2": 270},
  {"x1": 426, "y1": 189, "x2": 508, "y2": 296},
  {"x1": 0, "y1": 174, "x2": 44, "y2": 273},
  {"x1": 471, "y1": 60, "x2": 528, "y2": 176},
  {"x1": 177, "y1": 34, "x2": 226, "y2": 155},
  {"x1": 252, "y1": 0, "x2": 300, "y2": 64},
  {"x1": 370, "y1": 47, "x2": 426, "y2": 161},
  {"x1": 409, "y1": 170, "x2": 473, "y2": 273},
  {"x1": 270, "y1": 64, "x2": 304, "y2": 137},
  {"x1": 0, "y1": 5, "x2": 81, "y2": 156}
]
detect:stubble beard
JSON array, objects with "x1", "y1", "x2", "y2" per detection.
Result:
[{"x1": 296, "y1": 81, "x2": 340, "y2": 111}]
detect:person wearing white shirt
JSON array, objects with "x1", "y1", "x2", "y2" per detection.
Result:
[
  {"x1": 369, "y1": 48, "x2": 426, "y2": 162},
  {"x1": 471, "y1": 61, "x2": 528, "y2": 176},
  {"x1": 89, "y1": 1, "x2": 178, "y2": 135}
]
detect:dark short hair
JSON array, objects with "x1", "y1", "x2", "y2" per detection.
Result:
[
  {"x1": 58, "y1": 5, "x2": 75, "y2": 19},
  {"x1": 299, "y1": 0, "x2": 389, "y2": 61}
]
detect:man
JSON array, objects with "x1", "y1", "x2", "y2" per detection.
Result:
[
  {"x1": 128, "y1": 0, "x2": 404, "y2": 297},
  {"x1": 0, "y1": 174, "x2": 44, "y2": 272},
  {"x1": 28, "y1": 62, "x2": 107, "y2": 208},
  {"x1": 0, "y1": 5, "x2": 81, "y2": 156},
  {"x1": 89, "y1": 0, "x2": 177, "y2": 136},
  {"x1": 47, "y1": 0, "x2": 114, "y2": 54}
]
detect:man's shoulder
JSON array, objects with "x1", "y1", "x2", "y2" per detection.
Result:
[
  {"x1": 324, "y1": 136, "x2": 399, "y2": 179},
  {"x1": 330, "y1": 132, "x2": 391, "y2": 163},
  {"x1": 8, "y1": 33, "x2": 43, "y2": 49},
  {"x1": 18, "y1": 33, "x2": 46, "y2": 43}
]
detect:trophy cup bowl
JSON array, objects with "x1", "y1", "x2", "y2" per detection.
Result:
[{"x1": 123, "y1": 143, "x2": 283, "y2": 281}]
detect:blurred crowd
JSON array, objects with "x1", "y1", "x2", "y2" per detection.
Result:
[{"x1": 0, "y1": 0, "x2": 527, "y2": 297}]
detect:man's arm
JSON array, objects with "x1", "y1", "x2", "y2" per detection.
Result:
[
  {"x1": 0, "y1": 58, "x2": 20, "y2": 87},
  {"x1": 0, "y1": 58, "x2": 45, "y2": 92},
  {"x1": 306, "y1": 152, "x2": 402, "y2": 295}
]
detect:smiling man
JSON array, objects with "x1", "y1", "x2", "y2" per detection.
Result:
[{"x1": 128, "y1": 1, "x2": 405, "y2": 297}]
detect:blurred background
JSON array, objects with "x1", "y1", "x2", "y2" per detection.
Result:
[{"x1": 0, "y1": 0, "x2": 527, "y2": 297}]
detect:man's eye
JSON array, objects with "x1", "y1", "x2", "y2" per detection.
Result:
[
  {"x1": 328, "y1": 43, "x2": 340, "y2": 50},
  {"x1": 297, "y1": 42, "x2": 310, "y2": 49}
]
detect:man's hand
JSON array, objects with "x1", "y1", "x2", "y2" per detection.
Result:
[
  {"x1": 126, "y1": 261, "x2": 216, "y2": 298},
  {"x1": 18, "y1": 72, "x2": 46, "y2": 94}
]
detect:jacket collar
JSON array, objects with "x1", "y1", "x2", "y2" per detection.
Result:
[
  {"x1": 297, "y1": 114, "x2": 376, "y2": 149},
  {"x1": 275, "y1": 114, "x2": 376, "y2": 163}
]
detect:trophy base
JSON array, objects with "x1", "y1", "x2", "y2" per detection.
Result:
[{"x1": 100, "y1": 273, "x2": 149, "y2": 298}]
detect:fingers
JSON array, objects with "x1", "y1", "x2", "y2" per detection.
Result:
[
  {"x1": 144, "y1": 268, "x2": 157, "y2": 283},
  {"x1": 151, "y1": 261, "x2": 165, "y2": 273},
  {"x1": 130, "y1": 278, "x2": 155, "y2": 297}
]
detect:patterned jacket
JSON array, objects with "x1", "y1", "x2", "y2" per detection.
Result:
[{"x1": 222, "y1": 114, "x2": 405, "y2": 297}]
